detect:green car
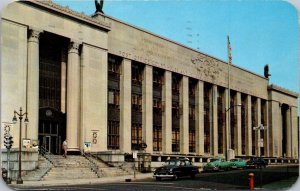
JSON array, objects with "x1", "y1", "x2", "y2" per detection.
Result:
[
  {"x1": 203, "y1": 158, "x2": 232, "y2": 172},
  {"x1": 229, "y1": 158, "x2": 247, "y2": 169}
]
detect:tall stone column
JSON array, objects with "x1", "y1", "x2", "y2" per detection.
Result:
[
  {"x1": 66, "y1": 40, "x2": 81, "y2": 151},
  {"x1": 195, "y1": 81, "x2": 204, "y2": 155},
  {"x1": 291, "y1": 106, "x2": 298, "y2": 158},
  {"x1": 269, "y1": 101, "x2": 281, "y2": 157},
  {"x1": 180, "y1": 76, "x2": 189, "y2": 154},
  {"x1": 120, "y1": 59, "x2": 131, "y2": 153},
  {"x1": 268, "y1": 101, "x2": 275, "y2": 157},
  {"x1": 246, "y1": 95, "x2": 252, "y2": 156},
  {"x1": 142, "y1": 65, "x2": 153, "y2": 153},
  {"x1": 27, "y1": 28, "x2": 42, "y2": 140},
  {"x1": 236, "y1": 92, "x2": 242, "y2": 156},
  {"x1": 212, "y1": 85, "x2": 218, "y2": 156},
  {"x1": 255, "y1": 98, "x2": 261, "y2": 157},
  {"x1": 263, "y1": 101, "x2": 269, "y2": 157},
  {"x1": 278, "y1": 104, "x2": 283, "y2": 157},
  {"x1": 286, "y1": 107, "x2": 291, "y2": 157},
  {"x1": 61, "y1": 48, "x2": 67, "y2": 113},
  {"x1": 162, "y1": 71, "x2": 172, "y2": 154}
]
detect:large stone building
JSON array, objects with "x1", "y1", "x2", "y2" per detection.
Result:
[{"x1": 1, "y1": 1, "x2": 299, "y2": 173}]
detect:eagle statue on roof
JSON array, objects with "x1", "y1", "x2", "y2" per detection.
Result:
[{"x1": 95, "y1": 0, "x2": 104, "y2": 14}]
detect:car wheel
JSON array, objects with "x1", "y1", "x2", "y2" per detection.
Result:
[
  {"x1": 156, "y1": 177, "x2": 161, "y2": 181},
  {"x1": 191, "y1": 174, "x2": 195, "y2": 179},
  {"x1": 173, "y1": 174, "x2": 178, "y2": 180}
]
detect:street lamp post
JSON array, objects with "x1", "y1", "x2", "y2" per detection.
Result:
[
  {"x1": 12, "y1": 107, "x2": 29, "y2": 184},
  {"x1": 225, "y1": 104, "x2": 241, "y2": 160},
  {"x1": 253, "y1": 124, "x2": 267, "y2": 188},
  {"x1": 253, "y1": 124, "x2": 267, "y2": 157}
]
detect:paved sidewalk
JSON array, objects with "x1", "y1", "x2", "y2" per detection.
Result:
[{"x1": 10, "y1": 173, "x2": 153, "y2": 188}]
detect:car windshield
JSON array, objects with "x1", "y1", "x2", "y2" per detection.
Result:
[
  {"x1": 230, "y1": 159, "x2": 238, "y2": 162},
  {"x1": 165, "y1": 160, "x2": 180, "y2": 166},
  {"x1": 210, "y1": 159, "x2": 219, "y2": 162}
]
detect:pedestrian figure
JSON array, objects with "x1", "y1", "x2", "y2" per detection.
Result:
[{"x1": 62, "y1": 139, "x2": 68, "y2": 158}]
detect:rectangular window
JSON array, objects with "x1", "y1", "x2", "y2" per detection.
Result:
[
  {"x1": 189, "y1": 129, "x2": 195, "y2": 153},
  {"x1": 107, "y1": 54, "x2": 121, "y2": 150},
  {"x1": 217, "y1": 93, "x2": 224, "y2": 154},
  {"x1": 108, "y1": 91, "x2": 114, "y2": 104},
  {"x1": 131, "y1": 123, "x2": 142, "y2": 150},
  {"x1": 189, "y1": 79, "x2": 196, "y2": 153},
  {"x1": 241, "y1": 94, "x2": 247, "y2": 155},
  {"x1": 172, "y1": 128, "x2": 180, "y2": 152},
  {"x1": 132, "y1": 63, "x2": 144, "y2": 85},
  {"x1": 153, "y1": 126, "x2": 162, "y2": 151},
  {"x1": 108, "y1": 90, "x2": 120, "y2": 108},
  {"x1": 153, "y1": 69, "x2": 164, "y2": 87},
  {"x1": 204, "y1": 84, "x2": 211, "y2": 153},
  {"x1": 132, "y1": 94, "x2": 142, "y2": 112},
  {"x1": 108, "y1": 54, "x2": 121, "y2": 80},
  {"x1": 107, "y1": 121, "x2": 119, "y2": 150}
]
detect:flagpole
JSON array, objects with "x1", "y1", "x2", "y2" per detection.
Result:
[{"x1": 226, "y1": 35, "x2": 232, "y2": 160}]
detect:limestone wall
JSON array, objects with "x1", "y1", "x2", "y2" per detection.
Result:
[
  {"x1": 0, "y1": 20, "x2": 27, "y2": 149},
  {"x1": 107, "y1": 17, "x2": 269, "y2": 99}
]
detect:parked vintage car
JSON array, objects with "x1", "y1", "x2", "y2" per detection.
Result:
[
  {"x1": 203, "y1": 158, "x2": 232, "y2": 171},
  {"x1": 229, "y1": 158, "x2": 247, "y2": 169},
  {"x1": 153, "y1": 159, "x2": 199, "y2": 180},
  {"x1": 246, "y1": 158, "x2": 268, "y2": 168}
]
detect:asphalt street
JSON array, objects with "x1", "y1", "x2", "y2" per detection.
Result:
[{"x1": 8, "y1": 165, "x2": 300, "y2": 191}]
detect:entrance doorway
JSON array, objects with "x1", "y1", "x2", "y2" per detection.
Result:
[
  {"x1": 38, "y1": 32, "x2": 68, "y2": 155},
  {"x1": 39, "y1": 107, "x2": 66, "y2": 155}
]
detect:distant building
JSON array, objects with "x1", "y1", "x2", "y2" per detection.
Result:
[{"x1": 1, "y1": 1, "x2": 298, "y2": 174}]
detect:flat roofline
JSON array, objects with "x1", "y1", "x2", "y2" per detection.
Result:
[{"x1": 268, "y1": 84, "x2": 298, "y2": 98}]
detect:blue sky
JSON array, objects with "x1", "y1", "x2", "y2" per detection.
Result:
[{"x1": 53, "y1": 0, "x2": 299, "y2": 93}]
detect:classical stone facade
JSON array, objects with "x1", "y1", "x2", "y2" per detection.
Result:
[{"x1": 1, "y1": 1, "x2": 298, "y2": 170}]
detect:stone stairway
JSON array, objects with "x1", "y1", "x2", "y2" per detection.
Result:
[
  {"x1": 42, "y1": 155, "x2": 98, "y2": 180},
  {"x1": 24, "y1": 154, "x2": 132, "y2": 181},
  {"x1": 85, "y1": 155, "x2": 132, "y2": 177},
  {"x1": 23, "y1": 155, "x2": 52, "y2": 181}
]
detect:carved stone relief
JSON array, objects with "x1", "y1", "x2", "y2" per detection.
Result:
[{"x1": 191, "y1": 54, "x2": 223, "y2": 83}]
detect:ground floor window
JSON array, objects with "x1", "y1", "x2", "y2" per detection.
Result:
[
  {"x1": 217, "y1": 95, "x2": 224, "y2": 154},
  {"x1": 107, "y1": 121, "x2": 119, "y2": 150},
  {"x1": 189, "y1": 129, "x2": 195, "y2": 153},
  {"x1": 132, "y1": 123, "x2": 142, "y2": 150},
  {"x1": 153, "y1": 125, "x2": 162, "y2": 151},
  {"x1": 172, "y1": 128, "x2": 180, "y2": 152}
]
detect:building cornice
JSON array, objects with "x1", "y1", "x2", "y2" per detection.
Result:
[
  {"x1": 24, "y1": 0, "x2": 111, "y2": 31},
  {"x1": 268, "y1": 84, "x2": 298, "y2": 98}
]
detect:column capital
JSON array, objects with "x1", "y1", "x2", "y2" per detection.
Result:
[
  {"x1": 68, "y1": 40, "x2": 81, "y2": 54},
  {"x1": 28, "y1": 28, "x2": 43, "y2": 43}
]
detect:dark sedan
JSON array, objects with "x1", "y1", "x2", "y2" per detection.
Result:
[
  {"x1": 246, "y1": 158, "x2": 268, "y2": 168},
  {"x1": 153, "y1": 159, "x2": 199, "y2": 180}
]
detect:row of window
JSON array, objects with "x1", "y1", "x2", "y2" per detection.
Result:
[{"x1": 107, "y1": 54, "x2": 268, "y2": 155}]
